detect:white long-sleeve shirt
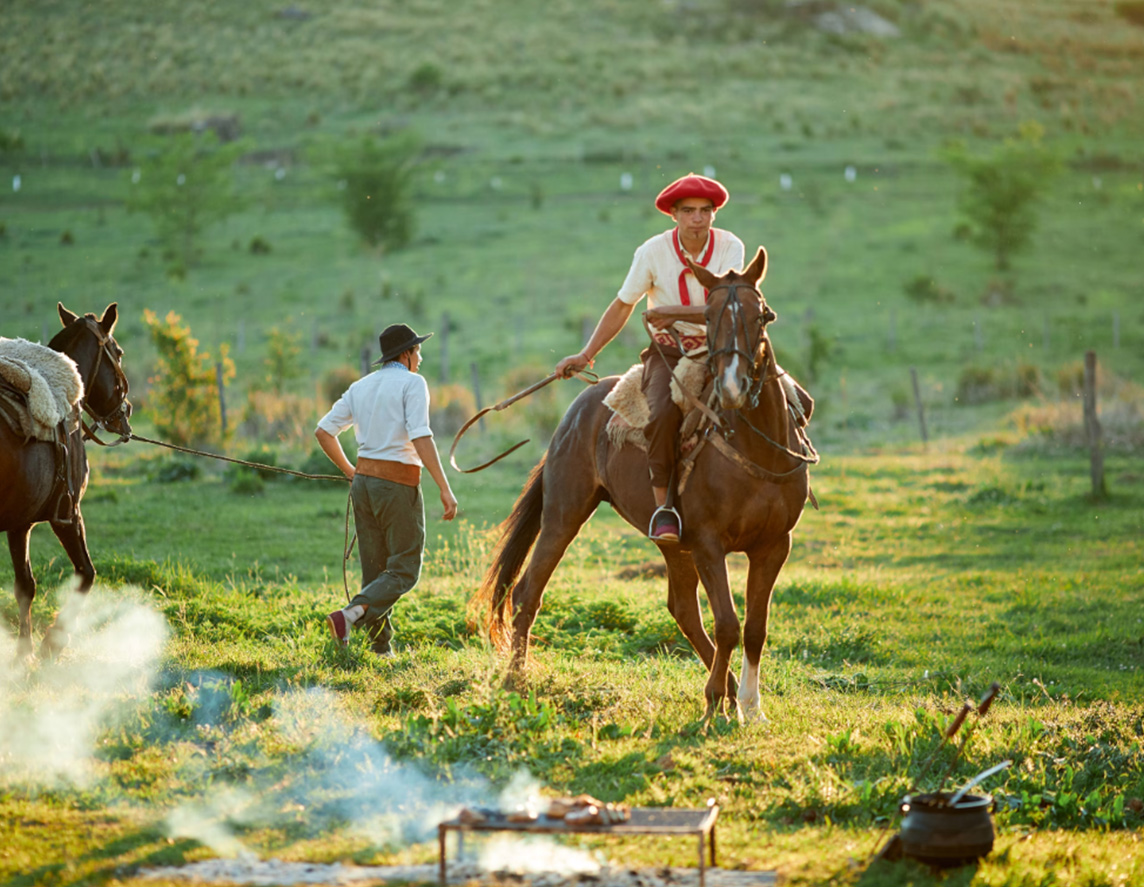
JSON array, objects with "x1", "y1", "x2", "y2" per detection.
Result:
[{"x1": 316, "y1": 362, "x2": 432, "y2": 465}]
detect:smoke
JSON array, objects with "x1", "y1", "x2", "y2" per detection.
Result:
[
  {"x1": 159, "y1": 686, "x2": 526, "y2": 853},
  {"x1": 1, "y1": 586, "x2": 601, "y2": 875},
  {"x1": 0, "y1": 583, "x2": 167, "y2": 787}
]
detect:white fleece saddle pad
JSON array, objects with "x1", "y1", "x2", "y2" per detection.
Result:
[{"x1": 0, "y1": 337, "x2": 83, "y2": 441}]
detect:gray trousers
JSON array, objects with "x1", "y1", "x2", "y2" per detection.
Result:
[{"x1": 349, "y1": 475, "x2": 424, "y2": 653}]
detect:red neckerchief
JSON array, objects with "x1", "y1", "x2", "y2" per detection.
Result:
[{"x1": 672, "y1": 228, "x2": 715, "y2": 306}]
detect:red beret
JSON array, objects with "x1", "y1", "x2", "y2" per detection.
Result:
[{"x1": 654, "y1": 173, "x2": 729, "y2": 216}]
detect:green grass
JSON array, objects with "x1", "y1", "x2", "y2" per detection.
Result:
[
  {"x1": 2, "y1": 0, "x2": 1143, "y2": 883},
  {"x1": 2, "y1": 446, "x2": 1142, "y2": 886}
]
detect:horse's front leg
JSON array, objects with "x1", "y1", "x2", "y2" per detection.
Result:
[
  {"x1": 738, "y1": 534, "x2": 792, "y2": 724},
  {"x1": 41, "y1": 512, "x2": 96, "y2": 659},
  {"x1": 7, "y1": 527, "x2": 37, "y2": 662},
  {"x1": 691, "y1": 536, "x2": 742, "y2": 726}
]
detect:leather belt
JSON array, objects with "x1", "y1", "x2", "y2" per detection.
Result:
[{"x1": 356, "y1": 457, "x2": 421, "y2": 486}]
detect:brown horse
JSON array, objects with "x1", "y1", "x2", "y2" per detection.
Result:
[
  {"x1": 1, "y1": 303, "x2": 132, "y2": 660},
  {"x1": 470, "y1": 248, "x2": 817, "y2": 724}
]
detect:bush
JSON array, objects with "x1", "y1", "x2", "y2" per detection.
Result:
[
  {"x1": 225, "y1": 444, "x2": 281, "y2": 482},
  {"x1": 941, "y1": 122, "x2": 1062, "y2": 271},
  {"x1": 126, "y1": 132, "x2": 246, "y2": 273},
  {"x1": 430, "y1": 383, "x2": 477, "y2": 437},
  {"x1": 1115, "y1": 2, "x2": 1144, "y2": 26},
  {"x1": 154, "y1": 458, "x2": 201, "y2": 483},
  {"x1": 261, "y1": 326, "x2": 303, "y2": 394},
  {"x1": 239, "y1": 390, "x2": 322, "y2": 451},
  {"x1": 903, "y1": 274, "x2": 955, "y2": 304},
  {"x1": 956, "y1": 362, "x2": 1042, "y2": 405},
  {"x1": 321, "y1": 365, "x2": 360, "y2": 404},
  {"x1": 143, "y1": 309, "x2": 235, "y2": 446},
  {"x1": 330, "y1": 130, "x2": 422, "y2": 251}
]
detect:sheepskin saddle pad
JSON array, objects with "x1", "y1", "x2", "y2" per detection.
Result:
[
  {"x1": 0, "y1": 337, "x2": 83, "y2": 442},
  {"x1": 602, "y1": 357, "x2": 710, "y2": 452},
  {"x1": 603, "y1": 357, "x2": 812, "y2": 453}
]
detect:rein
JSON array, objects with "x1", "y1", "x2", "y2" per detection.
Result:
[
  {"x1": 450, "y1": 369, "x2": 598, "y2": 473},
  {"x1": 650, "y1": 281, "x2": 820, "y2": 490}
]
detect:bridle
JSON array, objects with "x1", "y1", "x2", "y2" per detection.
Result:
[
  {"x1": 704, "y1": 282, "x2": 775, "y2": 409},
  {"x1": 701, "y1": 281, "x2": 819, "y2": 480},
  {"x1": 72, "y1": 316, "x2": 133, "y2": 446}
]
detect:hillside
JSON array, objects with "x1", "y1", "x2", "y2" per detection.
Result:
[{"x1": 1, "y1": 0, "x2": 1142, "y2": 456}]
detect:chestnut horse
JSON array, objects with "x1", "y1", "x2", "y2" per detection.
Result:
[
  {"x1": 471, "y1": 248, "x2": 817, "y2": 724},
  {"x1": 1, "y1": 303, "x2": 132, "y2": 659}
]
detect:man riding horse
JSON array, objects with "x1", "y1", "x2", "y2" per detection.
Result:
[{"x1": 555, "y1": 173, "x2": 744, "y2": 542}]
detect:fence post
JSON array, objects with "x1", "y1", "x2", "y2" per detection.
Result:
[
  {"x1": 216, "y1": 362, "x2": 228, "y2": 435},
  {"x1": 1083, "y1": 350, "x2": 1106, "y2": 498},
  {"x1": 910, "y1": 366, "x2": 928, "y2": 444},
  {"x1": 360, "y1": 345, "x2": 371, "y2": 378}
]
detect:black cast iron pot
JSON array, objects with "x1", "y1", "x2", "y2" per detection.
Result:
[{"x1": 899, "y1": 792, "x2": 995, "y2": 867}]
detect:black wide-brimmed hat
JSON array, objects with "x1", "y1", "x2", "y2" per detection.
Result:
[{"x1": 374, "y1": 323, "x2": 433, "y2": 365}]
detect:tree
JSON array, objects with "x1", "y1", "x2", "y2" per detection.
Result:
[
  {"x1": 127, "y1": 132, "x2": 245, "y2": 276},
  {"x1": 331, "y1": 130, "x2": 422, "y2": 251},
  {"x1": 143, "y1": 309, "x2": 235, "y2": 446},
  {"x1": 942, "y1": 122, "x2": 1061, "y2": 271},
  {"x1": 262, "y1": 325, "x2": 303, "y2": 394}
]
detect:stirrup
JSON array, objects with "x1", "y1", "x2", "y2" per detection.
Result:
[{"x1": 647, "y1": 505, "x2": 682, "y2": 541}]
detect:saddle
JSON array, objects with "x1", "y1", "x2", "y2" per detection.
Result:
[
  {"x1": 0, "y1": 337, "x2": 83, "y2": 442},
  {"x1": 0, "y1": 337, "x2": 85, "y2": 524},
  {"x1": 602, "y1": 357, "x2": 814, "y2": 493}
]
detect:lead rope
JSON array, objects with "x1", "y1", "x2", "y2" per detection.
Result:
[{"x1": 126, "y1": 431, "x2": 358, "y2": 604}]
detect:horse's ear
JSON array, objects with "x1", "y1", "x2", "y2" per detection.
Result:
[
  {"x1": 99, "y1": 303, "x2": 119, "y2": 334},
  {"x1": 58, "y1": 302, "x2": 79, "y2": 328},
  {"x1": 744, "y1": 247, "x2": 768, "y2": 284},
  {"x1": 685, "y1": 257, "x2": 721, "y2": 291}
]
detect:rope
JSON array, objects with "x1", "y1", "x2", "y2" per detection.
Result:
[
  {"x1": 128, "y1": 431, "x2": 357, "y2": 606},
  {"x1": 128, "y1": 433, "x2": 350, "y2": 482}
]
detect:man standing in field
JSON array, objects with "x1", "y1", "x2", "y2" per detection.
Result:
[
  {"x1": 555, "y1": 173, "x2": 745, "y2": 542},
  {"x1": 317, "y1": 323, "x2": 458, "y2": 656}
]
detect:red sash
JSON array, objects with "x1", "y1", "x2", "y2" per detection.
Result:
[{"x1": 672, "y1": 228, "x2": 715, "y2": 306}]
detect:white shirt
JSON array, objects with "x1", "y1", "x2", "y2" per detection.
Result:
[
  {"x1": 316, "y1": 363, "x2": 432, "y2": 465},
  {"x1": 616, "y1": 227, "x2": 746, "y2": 338}
]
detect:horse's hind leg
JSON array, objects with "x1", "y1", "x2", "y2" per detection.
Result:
[
  {"x1": 663, "y1": 547, "x2": 710, "y2": 663},
  {"x1": 738, "y1": 534, "x2": 792, "y2": 723},
  {"x1": 7, "y1": 527, "x2": 36, "y2": 662},
  {"x1": 40, "y1": 511, "x2": 96, "y2": 659},
  {"x1": 509, "y1": 495, "x2": 602, "y2": 673}
]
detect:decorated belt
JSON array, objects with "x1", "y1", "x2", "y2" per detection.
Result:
[
  {"x1": 652, "y1": 332, "x2": 708, "y2": 354},
  {"x1": 356, "y1": 457, "x2": 421, "y2": 487}
]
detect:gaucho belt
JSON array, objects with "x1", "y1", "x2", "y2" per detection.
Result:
[
  {"x1": 652, "y1": 332, "x2": 707, "y2": 354},
  {"x1": 356, "y1": 457, "x2": 421, "y2": 486}
]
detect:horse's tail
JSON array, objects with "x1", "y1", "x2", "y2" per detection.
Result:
[{"x1": 469, "y1": 453, "x2": 547, "y2": 652}]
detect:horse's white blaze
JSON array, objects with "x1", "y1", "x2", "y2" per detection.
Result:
[
  {"x1": 722, "y1": 355, "x2": 742, "y2": 402},
  {"x1": 738, "y1": 649, "x2": 765, "y2": 721}
]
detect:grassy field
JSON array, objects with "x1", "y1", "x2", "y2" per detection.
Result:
[{"x1": 1, "y1": 0, "x2": 1143, "y2": 884}]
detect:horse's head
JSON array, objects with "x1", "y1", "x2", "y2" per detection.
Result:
[
  {"x1": 689, "y1": 247, "x2": 776, "y2": 410},
  {"x1": 53, "y1": 302, "x2": 133, "y2": 442}
]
